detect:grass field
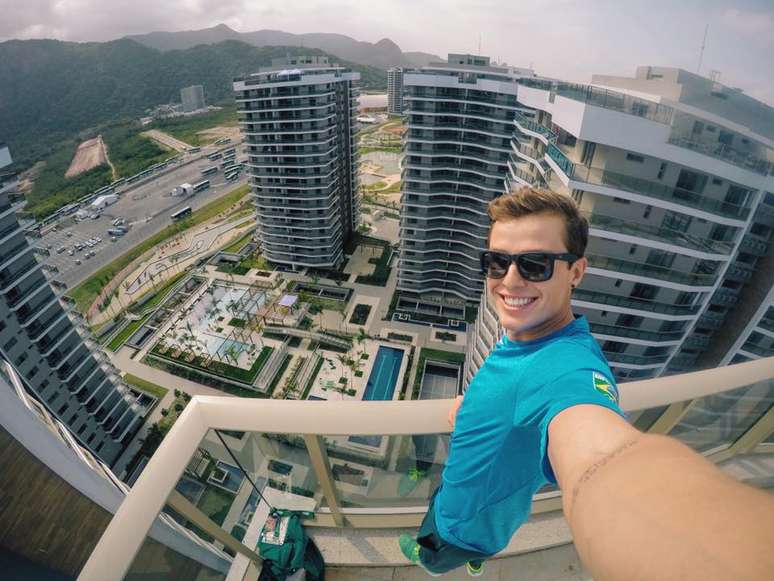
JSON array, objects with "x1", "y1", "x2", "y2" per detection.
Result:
[
  {"x1": 222, "y1": 232, "x2": 253, "y2": 254},
  {"x1": 106, "y1": 314, "x2": 150, "y2": 351},
  {"x1": 153, "y1": 108, "x2": 238, "y2": 147},
  {"x1": 123, "y1": 373, "x2": 169, "y2": 400},
  {"x1": 128, "y1": 270, "x2": 189, "y2": 314},
  {"x1": 68, "y1": 185, "x2": 249, "y2": 312}
]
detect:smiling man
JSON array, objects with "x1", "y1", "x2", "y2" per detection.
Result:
[
  {"x1": 399, "y1": 187, "x2": 774, "y2": 579},
  {"x1": 399, "y1": 186, "x2": 625, "y2": 576}
]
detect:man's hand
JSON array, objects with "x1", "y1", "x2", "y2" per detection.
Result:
[{"x1": 448, "y1": 395, "x2": 464, "y2": 429}]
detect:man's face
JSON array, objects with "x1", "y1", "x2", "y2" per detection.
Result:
[{"x1": 486, "y1": 213, "x2": 587, "y2": 342}]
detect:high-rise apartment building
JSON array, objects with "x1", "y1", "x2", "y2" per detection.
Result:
[
  {"x1": 180, "y1": 85, "x2": 206, "y2": 113},
  {"x1": 397, "y1": 54, "x2": 534, "y2": 317},
  {"x1": 234, "y1": 56, "x2": 360, "y2": 270},
  {"x1": 387, "y1": 67, "x2": 404, "y2": 115},
  {"x1": 0, "y1": 145, "x2": 143, "y2": 464},
  {"x1": 466, "y1": 66, "x2": 773, "y2": 384}
]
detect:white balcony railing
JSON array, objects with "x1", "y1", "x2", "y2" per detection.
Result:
[{"x1": 80, "y1": 357, "x2": 774, "y2": 580}]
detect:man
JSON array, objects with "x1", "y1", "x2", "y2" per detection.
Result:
[
  {"x1": 399, "y1": 187, "x2": 774, "y2": 579},
  {"x1": 400, "y1": 186, "x2": 618, "y2": 576}
]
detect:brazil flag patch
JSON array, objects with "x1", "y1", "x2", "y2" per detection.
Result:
[{"x1": 593, "y1": 371, "x2": 619, "y2": 404}]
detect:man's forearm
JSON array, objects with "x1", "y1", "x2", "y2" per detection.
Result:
[{"x1": 564, "y1": 433, "x2": 774, "y2": 581}]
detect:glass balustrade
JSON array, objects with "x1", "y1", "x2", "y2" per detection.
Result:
[{"x1": 80, "y1": 359, "x2": 774, "y2": 581}]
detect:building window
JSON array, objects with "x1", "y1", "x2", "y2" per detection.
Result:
[
  {"x1": 660, "y1": 320, "x2": 686, "y2": 333},
  {"x1": 17, "y1": 352, "x2": 27, "y2": 365},
  {"x1": 646, "y1": 250, "x2": 676, "y2": 269},
  {"x1": 626, "y1": 153, "x2": 645, "y2": 163},
  {"x1": 643, "y1": 205, "x2": 652, "y2": 219},
  {"x1": 629, "y1": 245, "x2": 638, "y2": 255},
  {"x1": 718, "y1": 130, "x2": 734, "y2": 146},
  {"x1": 602, "y1": 341, "x2": 628, "y2": 353},
  {"x1": 712, "y1": 178, "x2": 723, "y2": 185},
  {"x1": 657, "y1": 163, "x2": 667, "y2": 180},
  {"x1": 675, "y1": 169, "x2": 708, "y2": 194},
  {"x1": 29, "y1": 366, "x2": 38, "y2": 377},
  {"x1": 57, "y1": 403, "x2": 68, "y2": 415},
  {"x1": 77, "y1": 424, "x2": 87, "y2": 436},
  {"x1": 709, "y1": 224, "x2": 735, "y2": 242},
  {"x1": 614, "y1": 279, "x2": 622, "y2": 288},
  {"x1": 630, "y1": 283, "x2": 658, "y2": 300},
  {"x1": 644, "y1": 346, "x2": 670, "y2": 357},
  {"x1": 662, "y1": 211, "x2": 692, "y2": 232},
  {"x1": 616, "y1": 314, "x2": 644, "y2": 328},
  {"x1": 725, "y1": 185, "x2": 751, "y2": 206},
  {"x1": 613, "y1": 197, "x2": 631, "y2": 204},
  {"x1": 3, "y1": 337, "x2": 17, "y2": 352}
]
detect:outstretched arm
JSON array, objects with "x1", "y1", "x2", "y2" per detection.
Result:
[{"x1": 548, "y1": 405, "x2": 774, "y2": 581}]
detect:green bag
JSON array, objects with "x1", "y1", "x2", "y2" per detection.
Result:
[{"x1": 258, "y1": 509, "x2": 324, "y2": 581}]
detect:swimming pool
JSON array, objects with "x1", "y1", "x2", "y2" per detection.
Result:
[{"x1": 362, "y1": 346, "x2": 404, "y2": 401}]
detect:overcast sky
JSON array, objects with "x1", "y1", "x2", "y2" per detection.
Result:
[{"x1": 1, "y1": 0, "x2": 772, "y2": 104}]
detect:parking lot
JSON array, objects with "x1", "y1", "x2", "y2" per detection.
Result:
[{"x1": 38, "y1": 143, "x2": 249, "y2": 288}]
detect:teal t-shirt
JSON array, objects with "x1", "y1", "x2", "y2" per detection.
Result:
[{"x1": 434, "y1": 316, "x2": 625, "y2": 554}]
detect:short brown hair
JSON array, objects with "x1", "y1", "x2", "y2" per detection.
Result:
[{"x1": 487, "y1": 187, "x2": 588, "y2": 257}]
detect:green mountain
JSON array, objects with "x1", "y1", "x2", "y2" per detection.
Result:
[
  {"x1": 0, "y1": 38, "x2": 387, "y2": 170},
  {"x1": 126, "y1": 23, "x2": 441, "y2": 69}
]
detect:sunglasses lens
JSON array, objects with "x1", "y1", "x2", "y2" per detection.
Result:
[
  {"x1": 484, "y1": 252, "x2": 510, "y2": 277},
  {"x1": 518, "y1": 254, "x2": 552, "y2": 281}
]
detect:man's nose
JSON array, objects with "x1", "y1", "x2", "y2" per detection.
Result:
[{"x1": 502, "y1": 263, "x2": 527, "y2": 287}]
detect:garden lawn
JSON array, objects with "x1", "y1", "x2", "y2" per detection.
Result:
[
  {"x1": 106, "y1": 314, "x2": 151, "y2": 351},
  {"x1": 123, "y1": 373, "x2": 169, "y2": 400},
  {"x1": 412, "y1": 348, "x2": 465, "y2": 397}
]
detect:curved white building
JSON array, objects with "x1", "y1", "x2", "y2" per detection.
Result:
[
  {"x1": 467, "y1": 66, "x2": 774, "y2": 383},
  {"x1": 397, "y1": 54, "x2": 531, "y2": 316},
  {"x1": 234, "y1": 57, "x2": 360, "y2": 270}
]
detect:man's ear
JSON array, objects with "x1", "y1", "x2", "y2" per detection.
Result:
[{"x1": 571, "y1": 256, "x2": 587, "y2": 288}]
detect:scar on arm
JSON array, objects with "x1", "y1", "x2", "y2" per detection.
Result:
[{"x1": 570, "y1": 439, "x2": 640, "y2": 512}]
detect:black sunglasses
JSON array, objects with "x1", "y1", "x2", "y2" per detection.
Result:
[{"x1": 480, "y1": 251, "x2": 579, "y2": 282}]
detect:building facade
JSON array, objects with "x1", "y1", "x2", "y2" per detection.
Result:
[
  {"x1": 387, "y1": 67, "x2": 404, "y2": 115},
  {"x1": 180, "y1": 85, "x2": 206, "y2": 113},
  {"x1": 396, "y1": 54, "x2": 532, "y2": 319},
  {"x1": 0, "y1": 146, "x2": 143, "y2": 465},
  {"x1": 234, "y1": 57, "x2": 360, "y2": 270},
  {"x1": 466, "y1": 66, "x2": 773, "y2": 384}
]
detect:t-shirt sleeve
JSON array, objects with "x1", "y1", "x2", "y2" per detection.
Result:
[{"x1": 536, "y1": 367, "x2": 627, "y2": 485}]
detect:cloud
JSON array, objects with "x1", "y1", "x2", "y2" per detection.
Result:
[
  {"x1": 722, "y1": 8, "x2": 774, "y2": 48},
  {"x1": 0, "y1": 0, "x2": 770, "y2": 105}
]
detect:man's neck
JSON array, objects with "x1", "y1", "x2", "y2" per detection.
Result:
[{"x1": 506, "y1": 308, "x2": 576, "y2": 343}]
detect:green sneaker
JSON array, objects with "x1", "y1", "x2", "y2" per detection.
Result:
[
  {"x1": 397, "y1": 468, "x2": 427, "y2": 497},
  {"x1": 398, "y1": 534, "x2": 441, "y2": 577},
  {"x1": 466, "y1": 560, "x2": 484, "y2": 576}
]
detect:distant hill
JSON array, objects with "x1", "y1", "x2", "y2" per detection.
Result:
[
  {"x1": 0, "y1": 38, "x2": 386, "y2": 170},
  {"x1": 126, "y1": 24, "x2": 441, "y2": 69}
]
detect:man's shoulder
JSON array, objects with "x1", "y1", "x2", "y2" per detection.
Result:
[{"x1": 525, "y1": 335, "x2": 610, "y2": 389}]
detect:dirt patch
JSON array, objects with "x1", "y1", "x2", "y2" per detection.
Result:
[
  {"x1": 197, "y1": 125, "x2": 242, "y2": 143},
  {"x1": 65, "y1": 136, "x2": 108, "y2": 178},
  {"x1": 18, "y1": 161, "x2": 44, "y2": 194}
]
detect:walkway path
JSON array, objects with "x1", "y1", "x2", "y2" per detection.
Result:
[{"x1": 142, "y1": 129, "x2": 192, "y2": 152}]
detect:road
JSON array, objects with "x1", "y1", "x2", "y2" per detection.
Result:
[{"x1": 37, "y1": 145, "x2": 249, "y2": 288}]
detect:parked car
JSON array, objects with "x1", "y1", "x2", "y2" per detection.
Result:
[{"x1": 74, "y1": 259, "x2": 82, "y2": 265}]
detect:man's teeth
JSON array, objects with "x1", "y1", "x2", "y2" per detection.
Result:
[{"x1": 503, "y1": 297, "x2": 536, "y2": 307}]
